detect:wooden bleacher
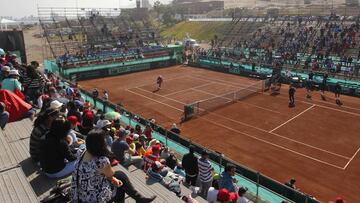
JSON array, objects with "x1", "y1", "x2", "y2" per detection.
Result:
[{"x1": 0, "y1": 118, "x2": 207, "y2": 203}]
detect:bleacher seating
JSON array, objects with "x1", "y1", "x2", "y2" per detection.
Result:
[{"x1": 0, "y1": 118, "x2": 207, "y2": 203}]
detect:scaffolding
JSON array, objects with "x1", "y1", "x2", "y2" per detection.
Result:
[{"x1": 38, "y1": 7, "x2": 160, "y2": 59}]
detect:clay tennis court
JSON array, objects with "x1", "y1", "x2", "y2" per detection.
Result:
[{"x1": 79, "y1": 65, "x2": 360, "y2": 202}]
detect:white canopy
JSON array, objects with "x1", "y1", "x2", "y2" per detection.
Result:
[{"x1": 0, "y1": 18, "x2": 20, "y2": 30}]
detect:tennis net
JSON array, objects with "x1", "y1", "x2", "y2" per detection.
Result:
[{"x1": 185, "y1": 80, "x2": 265, "y2": 118}]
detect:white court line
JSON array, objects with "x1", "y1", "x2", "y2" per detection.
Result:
[
  {"x1": 269, "y1": 105, "x2": 316, "y2": 133},
  {"x1": 301, "y1": 100, "x2": 360, "y2": 117},
  {"x1": 343, "y1": 147, "x2": 360, "y2": 169},
  {"x1": 127, "y1": 87, "x2": 346, "y2": 169},
  {"x1": 191, "y1": 88, "x2": 283, "y2": 115},
  {"x1": 162, "y1": 82, "x2": 215, "y2": 97},
  {"x1": 203, "y1": 110, "x2": 351, "y2": 160},
  {"x1": 125, "y1": 89, "x2": 184, "y2": 112},
  {"x1": 134, "y1": 87, "x2": 350, "y2": 160},
  {"x1": 199, "y1": 116, "x2": 346, "y2": 170},
  {"x1": 267, "y1": 90, "x2": 360, "y2": 114},
  {"x1": 191, "y1": 74, "x2": 360, "y2": 113}
]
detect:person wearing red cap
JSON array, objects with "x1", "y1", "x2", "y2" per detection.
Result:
[
  {"x1": 143, "y1": 144, "x2": 161, "y2": 172},
  {"x1": 229, "y1": 192, "x2": 238, "y2": 203},
  {"x1": 67, "y1": 116, "x2": 85, "y2": 149},
  {"x1": 217, "y1": 188, "x2": 231, "y2": 203},
  {"x1": 78, "y1": 110, "x2": 94, "y2": 135}
]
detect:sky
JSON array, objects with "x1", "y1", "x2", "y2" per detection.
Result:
[{"x1": 1, "y1": 0, "x2": 171, "y2": 18}]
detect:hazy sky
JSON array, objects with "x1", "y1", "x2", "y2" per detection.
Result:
[{"x1": 1, "y1": 0, "x2": 171, "y2": 18}]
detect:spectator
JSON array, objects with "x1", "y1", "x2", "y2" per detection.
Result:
[
  {"x1": 22, "y1": 62, "x2": 46, "y2": 104},
  {"x1": 39, "y1": 116, "x2": 77, "y2": 178},
  {"x1": 147, "y1": 161, "x2": 181, "y2": 196},
  {"x1": 96, "y1": 119, "x2": 113, "y2": 147},
  {"x1": 67, "y1": 116, "x2": 85, "y2": 149},
  {"x1": 78, "y1": 110, "x2": 94, "y2": 135},
  {"x1": 143, "y1": 144, "x2": 162, "y2": 172},
  {"x1": 0, "y1": 102, "x2": 9, "y2": 130},
  {"x1": 67, "y1": 101, "x2": 82, "y2": 122},
  {"x1": 71, "y1": 129, "x2": 156, "y2": 203},
  {"x1": 285, "y1": 178, "x2": 297, "y2": 189},
  {"x1": 135, "y1": 124, "x2": 142, "y2": 135},
  {"x1": 1, "y1": 69, "x2": 22, "y2": 92},
  {"x1": 219, "y1": 164, "x2": 237, "y2": 192},
  {"x1": 217, "y1": 188, "x2": 231, "y2": 203},
  {"x1": 170, "y1": 123, "x2": 181, "y2": 134},
  {"x1": 143, "y1": 124, "x2": 153, "y2": 141},
  {"x1": 92, "y1": 88, "x2": 99, "y2": 107},
  {"x1": 0, "y1": 66, "x2": 10, "y2": 81},
  {"x1": 103, "y1": 90, "x2": 109, "y2": 101},
  {"x1": 112, "y1": 128, "x2": 143, "y2": 168},
  {"x1": 182, "y1": 145, "x2": 198, "y2": 187},
  {"x1": 173, "y1": 162, "x2": 186, "y2": 177},
  {"x1": 207, "y1": 184, "x2": 219, "y2": 203},
  {"x1": 237, "y1": 187, "x2": 249, "y2": 203},
  {"x1": 29, "y1": 108, "x2": 59, "y2": 163},
  {"x1": 165, "y1": 151, "x2": 178, "y2": 170},
  {"x1": 198, "y1": 150, "x2": 213, "y2": 198}
]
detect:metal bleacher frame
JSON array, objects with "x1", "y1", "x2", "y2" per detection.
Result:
[{"x1": 38, "y1": 7, "x2": 160, "y2": 60}]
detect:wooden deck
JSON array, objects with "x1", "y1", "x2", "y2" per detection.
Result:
[{"x1": 0, "y1": 118, "x2": 207, "y2": 203}]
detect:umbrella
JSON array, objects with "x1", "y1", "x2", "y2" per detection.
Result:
[{"x1": 104, "y1": 111, "x2": 121, "y2": 121}]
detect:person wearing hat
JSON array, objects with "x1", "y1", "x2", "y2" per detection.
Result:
[
  {"x1": 198, "y1": 150, "x2": 214, "y2": 198},
  {"x1": 170, "y1": 123, "x2": 181, "y2": 134},
  {"x1": 1, "y1": 69, "x2": 22, "y2": 93},
  {"x1": 237, "y1": 187, "x2": 248, "y2": 203},
  {"x1": 143, "y1": 144, "x2": 162, "y2": 172},
  {"x1": 96, "y1": 119, "x2": 113, "y2": 147},
  {"x1": 67, "y1": 116, "x2": 85, "y2": 149},
  {"x1": 0, "y1": 66, "x2": 10, "y2": 81},
  {"x1": 112, "y1": 128, "x2": 143, "y2": 168},
  {"x1": 78, "y1": 110, "x2": 94, "y2": 135},
  {"x1": 217, "y1": 188, "x2": 231, "y2": 203}
]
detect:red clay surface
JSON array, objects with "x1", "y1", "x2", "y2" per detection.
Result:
[{"x1": 80, "y1": 65, "x2": 360, "y2": 202}]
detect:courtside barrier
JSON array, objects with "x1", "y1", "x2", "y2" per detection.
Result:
[{"x1": 56, "y1": 77, "x2": 320, "y2": 203}]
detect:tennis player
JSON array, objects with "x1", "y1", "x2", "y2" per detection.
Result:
[
  {"x1": 156, "y1": 75, "x2": 163, "y2": 91},
  {"x1": 334, "y1": 82, "x2": 342, "y2": 106},
  {"x1": 288, "y1": 84, "x2": 296, "y2": 107}
]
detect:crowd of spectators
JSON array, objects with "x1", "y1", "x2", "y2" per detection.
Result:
[{"x1": 200, "y1": 17, "x2": 360, "y2": 78}]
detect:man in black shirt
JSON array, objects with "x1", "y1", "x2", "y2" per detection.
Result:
[
  {"x1": 288, "y1": 84, "x2": 296, "y2": 107},
  {"x1": 182, "y1": 146, "x2": 198, "y2": 186},
  {"x1": 320, "y1": 73, "x2": 329, "y2": 100},
  {"x1": 334, "y1": 82, "x2": 342, "y2": 106}
]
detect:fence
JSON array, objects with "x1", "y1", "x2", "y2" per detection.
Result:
[{"x1": 55, "y1": 76, "x2": 320, "y2": 203}]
